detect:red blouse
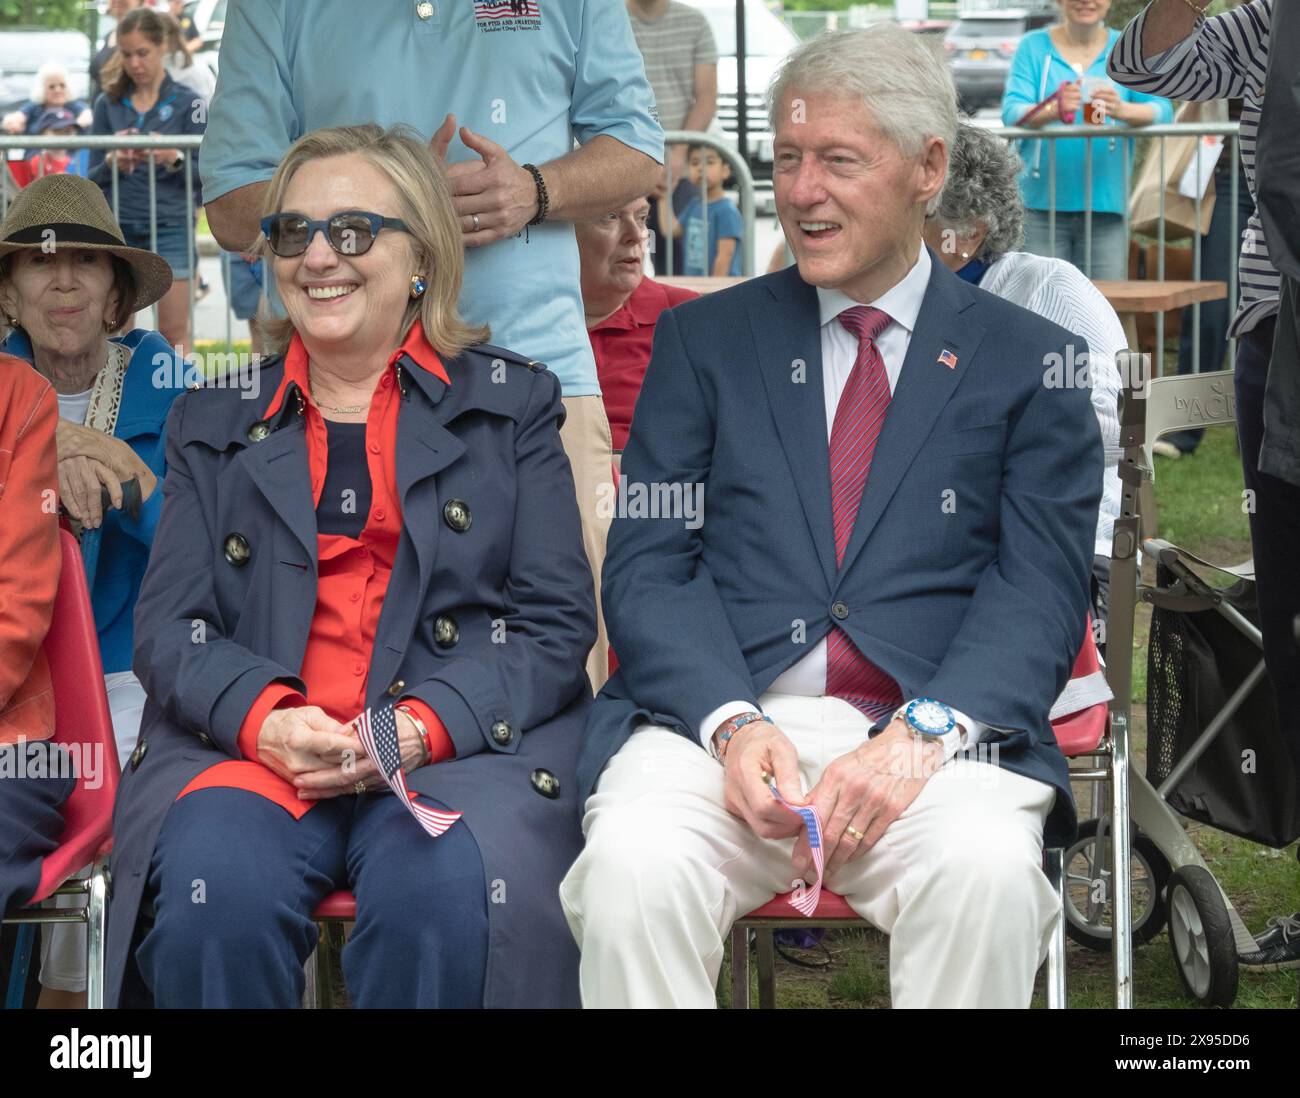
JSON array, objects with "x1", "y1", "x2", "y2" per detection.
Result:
[{"x1": 179, "y1": 322, "x2": 454, "y2": 817}]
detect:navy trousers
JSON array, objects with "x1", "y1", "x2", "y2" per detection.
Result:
[
  {"x1": 136, "y1": 788, "x2": 489, "y2": 1008},
  {"x1": 0, "y1": 742, "x2": 74, "y2": 915},
  {"x1": 1235, "y1": 318, "x2": 1300, "y2": 777}
]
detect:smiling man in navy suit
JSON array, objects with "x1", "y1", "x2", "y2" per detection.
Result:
[{"x1": 560, "y1": 24, "x2": 1104, "y2": 1008}]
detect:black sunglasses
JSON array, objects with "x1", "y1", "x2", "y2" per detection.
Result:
[{"x1": 260, "y1": 210, "x2": 410, "y2": 257}]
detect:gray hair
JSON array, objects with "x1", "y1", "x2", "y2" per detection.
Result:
[
  {"x1": 31, "y1": 62, "x2": 70, "y2": 106},
  {"x1": 930, "y1": 123, "x2": 1025, "y2": 261},
  {"x1": 766, "y1": 25, "x2": 958, "y2": 158}
]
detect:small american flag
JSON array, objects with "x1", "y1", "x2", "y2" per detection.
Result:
[
  {"x1": 765, "y1": 774, "x2": 824, "y2": 917},
  {"x1": 938, "y1": 349, "x2": 958, "y2": 369},
  {"x1": 353, "y1": 704, "x2": 462, "y2": 838},
  {"x1": 474, "y1": 0, "x2": 540, "y2": 20}
]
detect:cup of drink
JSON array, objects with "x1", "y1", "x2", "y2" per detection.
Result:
[{"x1": 1081, "y1": 76, "x2": 1109, "y2": 125}]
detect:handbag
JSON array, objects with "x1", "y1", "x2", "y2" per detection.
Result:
[{"x1": 1128, "y1": 99, "x2": 1224, "y2": 241}]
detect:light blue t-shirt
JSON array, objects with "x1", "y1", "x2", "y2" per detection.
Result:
[
  {"x1": 201, "y1": 0, "x2": 664, "y2": 396},
  {"x1": 679, "y1": 195, "x2": 742, "y2": 277},
  {"x1": 1001, "y1": 28, "x2": 1173, "y2": 216}
]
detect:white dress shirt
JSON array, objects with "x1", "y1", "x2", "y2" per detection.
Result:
[{"x1": 700, "y1": 246, "x2": 986, "y2": 758}]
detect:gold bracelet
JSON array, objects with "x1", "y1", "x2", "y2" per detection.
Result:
[{"x1": 394, "y1": 703, "x2": 432, "y2": 764}]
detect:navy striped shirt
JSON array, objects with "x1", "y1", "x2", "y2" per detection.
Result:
[{"x1": 1109, "y1": 0, "x2": 1277, "y2": 337}]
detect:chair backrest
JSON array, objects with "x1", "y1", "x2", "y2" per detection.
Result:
[
  {"x1": 1142, "y1": 369, "x2": 1237, "y2": 479},
  {"x1": 1051, "y1": 623, "x2": 1110, "y2": 757},
  {"x1": 30, "y1": 529, "x2": 121, "y2": 903}
]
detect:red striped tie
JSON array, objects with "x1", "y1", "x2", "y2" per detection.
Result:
[{"x1": 825, "y1": 306, "x2": 903, "y2": 721}]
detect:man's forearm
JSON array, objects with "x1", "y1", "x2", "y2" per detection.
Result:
[
  {"x1": 206, "y1": 181, "x2": 270, "y2": 252},
  {"x1": 680, "y1": 96, "x2": 717, "y2": 138},
  {"x1": 1140, "y1": 0, "x2": 1209, "y2": 57},
  {"x1": 540, "y1": 135, "x2": 661, "y2": 223}
]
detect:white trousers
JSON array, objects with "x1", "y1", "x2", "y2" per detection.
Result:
[
  {"x1": 560, "y1": 693, "x2": 1060, "y2": 1008},
  {"x1": 39, "y1": 670, "x2": 146, "y2": 993}
]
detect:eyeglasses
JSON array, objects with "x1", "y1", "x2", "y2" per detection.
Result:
[{"x1": 260, "y1": 211, "x2": 410, "y2": 258}]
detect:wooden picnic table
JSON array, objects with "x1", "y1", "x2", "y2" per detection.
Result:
[{"x1": 1092, "y1": 280, "x2": 1228, "y2": 365}]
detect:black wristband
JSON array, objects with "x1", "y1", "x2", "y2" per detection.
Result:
[{"x1": 522, "y1": 162, "x2": 549, "y2": 226}]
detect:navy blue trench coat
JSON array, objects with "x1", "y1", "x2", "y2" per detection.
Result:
[{"x1": 107, "y1": 340, "x2": 596, "y2": 1008}]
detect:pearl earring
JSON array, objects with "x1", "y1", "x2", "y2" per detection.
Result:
[
  {"x1": 960, "y1": 251, "x2": 970, "y2": 260},
  {"x1": 409, "y1": 273, "x2": 427, "y2": 299}
]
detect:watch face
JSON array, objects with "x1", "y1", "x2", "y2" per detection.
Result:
[{"x1": 909, "y1": 698, "x2": 953, "y2": 737}]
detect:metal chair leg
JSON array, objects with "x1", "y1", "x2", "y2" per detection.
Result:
[
  {"x1": 755, "y1": 929, "x2": 776, "y2": 1009},
  {"x1": 1110, "y1": 733, "x2": 1134, "y2": 1008},
  {"x1": 303, "y1": 950, "x2": 318, "y2": 1009},
  {"x1": 1044, "y1": 847, "x2": 1067, "y2": 1009},
  {"x1": 730, "y1": 924, "x2": 750, "y2": 1009},
  {"x1": 86, "y1": 863, "x2": 109, "y2": 1010}
]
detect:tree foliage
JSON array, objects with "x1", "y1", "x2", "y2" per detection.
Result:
[{"x1": 0, "y1": 0, "x2": 92, "y2": 30}]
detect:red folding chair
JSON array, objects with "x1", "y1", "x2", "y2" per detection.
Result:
[
  {"x1": 3, "y1": 529, "x2": 121, "y2": 1008},
  {"x1": 731, "y1": 628, "x2": 1109, "y2": 1009}
]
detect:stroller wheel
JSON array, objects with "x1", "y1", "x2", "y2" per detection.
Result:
[
  {"x1": 1168, "y1": 865, "x2": 1239, "y2": 1007},
  {"x1": 1063, "y1": 818, "x2": 1171, "y2": 951}
]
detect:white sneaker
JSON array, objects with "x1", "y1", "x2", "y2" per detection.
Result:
[{"x1": 1152, "y1": 440, "x2": 1181, "y2": 460}]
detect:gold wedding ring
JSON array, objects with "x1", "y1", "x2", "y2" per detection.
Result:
[
  {"x1": 472, "y1": 213, "x2": 480, "y2": 232},
  {"x1": 845, "y1": 825, "x2": 865, "y2": 843}
]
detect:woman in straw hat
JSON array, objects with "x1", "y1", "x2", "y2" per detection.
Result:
[{"x1": 0, "y1": 171, "x2": 187, "y2": 1007}]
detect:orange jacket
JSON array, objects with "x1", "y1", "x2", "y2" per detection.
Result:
[{"x1": 0, "y1": 354, "x2": 60, "y2": 744}]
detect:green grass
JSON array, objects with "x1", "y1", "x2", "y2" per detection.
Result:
[{"x1": 721, "y1": 422, "x2": 1299, "y2": 1009}]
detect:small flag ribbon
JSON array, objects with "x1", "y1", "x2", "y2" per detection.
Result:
[
  {"x1": 763, "y1": 771, "x2": 824, "y2": 917},
  {"x1": 352, "y1": 703, "x2": 462, "y2": 838}
]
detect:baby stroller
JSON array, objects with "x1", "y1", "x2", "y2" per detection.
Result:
[{"x1": 1063, "y1": 366, "x2": 1299, "y2": 1007}]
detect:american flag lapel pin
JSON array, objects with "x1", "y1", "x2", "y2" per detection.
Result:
[{"x1": 938, "y1": 349, "x2": 958, "y2": 369}]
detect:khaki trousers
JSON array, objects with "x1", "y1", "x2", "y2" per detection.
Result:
[{"x1": 559, "y1": 395, "x2": 612, "y2": 692}]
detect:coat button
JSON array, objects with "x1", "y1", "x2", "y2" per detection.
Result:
[
  {"x1": 530, "y1": 768, "x2": 560, "y2": 799},
  {"x1": 434, "y1": 614, "x2": 459, "y2": 648},
  {"x1": 224, "y1": 533, "x2": 251, "y2": 566},
  {"x1": 416, "y1": 0, "x2": 434, "y2": 18},
  {"x1": 129, "y1": 739, "x2": 147, "y2": 769},
  {"x1": 387, "y1": 679, "x2": 405, "y2": 697},
  {"x1": 443, "y1": 499, "x2": 472, "y2": 533},
  {"x1": 490, "y1": 720, "x2": 512, "y2": 745},
  {"x1": 831, "y1": 601, "x2": 849, "y2": 621},
  {"x1": 247, "y1": 420, "x2": 271, "y2": 442}
]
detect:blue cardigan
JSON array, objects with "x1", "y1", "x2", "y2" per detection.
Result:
[
  {"x1": 1002, "y1": 28, "x2": 1173, "y2": 215},
  {"x1": 3, "y1": 328, "x2": 186, "y2": 674}
]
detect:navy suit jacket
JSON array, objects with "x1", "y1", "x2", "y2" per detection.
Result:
[{"x1": 578, "y1": 251, "x2": 1103, "y2": 846}]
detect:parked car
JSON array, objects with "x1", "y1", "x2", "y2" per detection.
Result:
[
  {"x1": 680, "y1": 0, "x2": 801, "y2": 181},
  {"x1": 0, "y1": 28, "x2": 91, "y2": 118},
  {"x1": 944, "y1": 8, "x2": 1056, "y2": 111}
]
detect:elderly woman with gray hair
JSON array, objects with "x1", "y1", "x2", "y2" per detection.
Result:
[{"x1": 923, "y1": 123, "x2": 1122, "y2": 625}]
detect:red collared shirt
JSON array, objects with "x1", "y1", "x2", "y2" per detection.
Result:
[
  {"x1": 589, "y1": 277, "x2": 699, "y2": 453},
  {"x1": 179, "y1": 322, "x2": 453, "y2": 817}
]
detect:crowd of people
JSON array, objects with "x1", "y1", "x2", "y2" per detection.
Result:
[{"x1": 0, "y1": 0, "x2": 1296, "y2": 1011}]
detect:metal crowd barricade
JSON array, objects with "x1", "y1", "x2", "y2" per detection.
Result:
[
  {"x1": 1, "y1": 133, "x2": 206, "y2": 351},
  {"x1": 661, "y1": 130, "x2": 758, "y2": 278},
  {"x1": 992, "y1": 120, "x2": 1242, "y2": 377}
]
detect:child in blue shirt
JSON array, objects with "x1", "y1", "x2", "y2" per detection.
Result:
[{"x1": 658, "y1": 144, "x2": 743, "y2": 277}]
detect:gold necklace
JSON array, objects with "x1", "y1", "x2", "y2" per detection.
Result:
[{"x1": 308, "y1": 365, "x2": 371, "y2": 415}]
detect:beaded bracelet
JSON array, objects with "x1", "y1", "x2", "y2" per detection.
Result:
[{"x1": 716, "y1": 712, "x2": 773, "y2": 761}]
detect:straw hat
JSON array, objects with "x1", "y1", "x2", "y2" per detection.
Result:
[{"x1": 0, "y1": 174, "x2": 173, "y2": 310}]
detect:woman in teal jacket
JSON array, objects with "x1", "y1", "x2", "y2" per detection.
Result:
[
  {"x1": 1001, "y1": 0, "x2": 1173, "y2": 280},
  {"x1": 0, "y1": 173, "x2": 188, "y2": 1005}
]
